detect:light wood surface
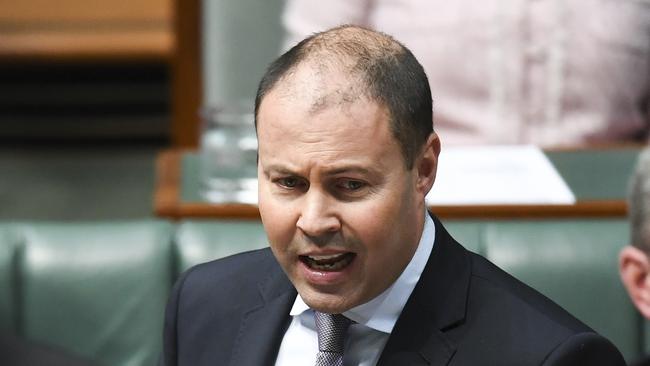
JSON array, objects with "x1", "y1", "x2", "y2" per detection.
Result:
[
  {"x1": 0, "y1": 0, "x2": 173, "y2": 61},
  {"x1": 0, "y1": 0, "x2": 170, "y2": 22},
  {"x1": 0, "y1": 29, "x2": 172, "y2": 61}
]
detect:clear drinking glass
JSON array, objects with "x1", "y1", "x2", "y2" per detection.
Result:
[{"x1": 199, "y1": 103, "x2": 258, "y2": 204}]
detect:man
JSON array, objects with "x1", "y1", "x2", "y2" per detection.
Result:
[
  {"x1": 620, "y1": 148, "x2": 650, "y2": 366},
  {"x1": 161, "y1": 26, "x2": 624, "y2": 365}
]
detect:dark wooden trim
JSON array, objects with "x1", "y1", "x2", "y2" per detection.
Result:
[
  {"x1": 170, "y1": 0, "x2": 202, "y2": 148},
  {"x1": 176, "y1": 203, "x2": 261, "y2": 220},
  {"x1": 430, "y1": 201, "x2": 627, "y2": 219}
]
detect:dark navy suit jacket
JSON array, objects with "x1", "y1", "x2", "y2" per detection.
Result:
[{"x1": 161, "y1": 217, "x2": 625, "y2": 365}]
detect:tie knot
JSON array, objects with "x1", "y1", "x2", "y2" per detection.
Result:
[{"x1": 314, "y1": 312, "x2": 352, "y2": 353}]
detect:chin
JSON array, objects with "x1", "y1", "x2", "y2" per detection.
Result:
[{"x1": 301, "y1": 290, "x2": 355, "y2": 314}]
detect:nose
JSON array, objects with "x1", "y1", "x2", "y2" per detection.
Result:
[{"x1": 296, "y1": 190, "x2": 341, "y2": 239}]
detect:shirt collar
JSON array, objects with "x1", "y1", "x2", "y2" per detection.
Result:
[{"x1": 289, "y1": 212, "x2": 436, "y2": 334}]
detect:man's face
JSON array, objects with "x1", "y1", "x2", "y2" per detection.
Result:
[{"x1": 256, "y1": 66, "x2": 433, "y2": 313}]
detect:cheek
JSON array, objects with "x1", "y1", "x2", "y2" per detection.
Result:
[
  {"x1": 348, "y1": 186, "x2": 413, "y2": 234},
  {"x1": 344, "y1": 199, "x2": 405, "y2": 251},
  {"x1": 259, "y1": 190, "x2": 296, "y2": 255},
  {"x1": 344, "y1": 185, "x2": 418, "y2": 262}
]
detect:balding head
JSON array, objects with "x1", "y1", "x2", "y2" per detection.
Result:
[{"x1": 255, "y1": 25, "x2": 433, "y2": 169}]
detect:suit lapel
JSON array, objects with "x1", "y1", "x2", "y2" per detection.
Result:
[
  {"x1": 377, "y1": 216, "x2": 472, "y2": 366},
  {"x1": 229, "y1": 264, "x2": 297, "y2": 366}
]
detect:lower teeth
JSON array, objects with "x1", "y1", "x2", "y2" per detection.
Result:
[{"x1": 307, "y1": 255, "x2": 352, "y2": 271}]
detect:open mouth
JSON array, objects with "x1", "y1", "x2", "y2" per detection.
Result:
[{"x1": 299, "y1": 253, "x2": 356, "y2": 271}]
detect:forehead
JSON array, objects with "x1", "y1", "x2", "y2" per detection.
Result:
[
  {"x1": 258, "y1": 89, "x2": 388, "y2": 144},
  {"x1": 260, "y1": 62, "x2": 382, "y2": 133},
  {"x1": 273, "y1": 61, "x2": 368, "y2": 112},
  {"x1": 256, "y1": 79, "x2": 401, "y2": 170}
]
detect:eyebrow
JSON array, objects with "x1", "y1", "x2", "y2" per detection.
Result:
[
  {"x1": 263, "y1": 164, "x2": 376, "y2": 177},
  {"x1": 324, "y1": 166, "x2": 374, "y2": 176},
  {"x1": 263, "y1": 164, "x2": 296, "y2": 175}
]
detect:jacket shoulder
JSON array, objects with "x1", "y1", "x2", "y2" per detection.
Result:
[
  {"x1": 162, "y1": 248, "x2": 290, "y2": 366},
  {"x1": 468, "y1": 251, "x2": 590, "y2": 332},
  {"x1": 178, "y1": 248, "x2": 279, "y2": 307},
  {"x1": 455, "y1": 250, "x2": 624, "y2": 364},
  {"x1": 186, "y1": 247, "x2": 277, "y2": 281}
]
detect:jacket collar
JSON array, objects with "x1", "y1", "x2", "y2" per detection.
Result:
[
  {"x1": 377, "y1": 216, "x2": 471, "y2": 366},
  {"x1": 229, "y1": 255, "x2": 297, "y2": 366}
]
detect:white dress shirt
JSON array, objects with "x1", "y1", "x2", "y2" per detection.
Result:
[{"x1": 274, "y1": 213, "x2": 436, "y2": 366}]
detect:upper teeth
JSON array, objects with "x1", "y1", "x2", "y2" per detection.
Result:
[{"x1": 308, "y1": 254, "x2": 345, "y2": 260}]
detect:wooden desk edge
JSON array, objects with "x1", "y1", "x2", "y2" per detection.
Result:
[
  {"x1": 154, "y1": 149, "x2": 629, "y2": 220},
  {"x1": 154, "y1": 149, "x2": 263, "y2": 220},
  {"x1": 431, "y1": 200, "x2": 627, "y2": 219}
]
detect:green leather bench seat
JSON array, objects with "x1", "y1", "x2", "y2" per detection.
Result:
[
  {"x1": 0, "y1": 224, "x2": 18, "y2": 331},
  {"x1": 0, "y1": 218, "x2": 640, "y2": 365},
  {"x1": 1, "y1": 221, "x2": 174, "y2": 366},
  {"x1": 175, "y1": 220, "x2": 268, "y2": 273}
]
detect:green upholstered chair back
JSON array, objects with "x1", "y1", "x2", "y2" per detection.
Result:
[
  {"x1": 0, "y1": 224, "x2": 19, "y2": 331},
  {"x1": 174, "y1": 220, "x2": 268, "y2": 273},
  {"x1": 0, "y1": 218, "x2": 643, "y2": 365},
  {"x1": 1, "y1": 221, "x2": 174, "y2": 366}
]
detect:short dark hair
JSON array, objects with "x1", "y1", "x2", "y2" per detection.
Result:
[{"x1": 254, "y1": 25, "x2": 433, "y2": 169}]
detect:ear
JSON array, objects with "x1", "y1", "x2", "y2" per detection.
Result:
[
  {"x1": 415, "y1": 132, "x2": 441, "y2": 196},
  {"x1": 620, "y1": 245, "x2": 650, "y2": 319}
]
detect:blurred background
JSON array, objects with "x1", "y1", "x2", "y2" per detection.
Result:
[
  {"x1": 1, "y1": 0, "x2": 174, "y2": 220},
  {"x1": 0, "y1": 0, "x2": 288, "y2": 220},
  {"x1": 3, "y1": 0, "x2": 648, "y2": 220}
]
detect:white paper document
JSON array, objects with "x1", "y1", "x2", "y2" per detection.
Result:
[{"x1": 426, "y1": 145, "x2": 576, "y2": 205}]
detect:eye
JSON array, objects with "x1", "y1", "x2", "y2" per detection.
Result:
[
  {"x1": 275, "y1": 176, "x2": 307, "y2": 190},
  {"x1": 338, "y1": 179, "x2": 366, "y2": 191},
  {"x1": 331, "y1": 179, "x2": 370, "y2": 200}
]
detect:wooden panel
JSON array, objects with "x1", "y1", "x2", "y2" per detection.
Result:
[
  {"x1": 0, "y1": 0, "x2": 170, "y2": 23},
  {"x1": 170, "y1": 0, "x2": 202, "y2": 147},
  {"x1": 0, "y1": 28, "x2": 172, "y2": 61},
  {"x1": 0, "y1": 0, "x2": 173, "y2": 61}
]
